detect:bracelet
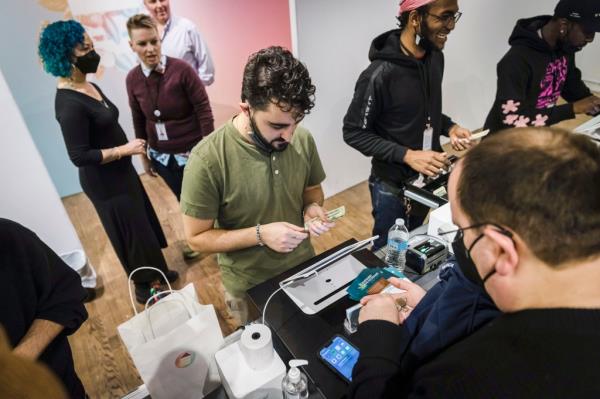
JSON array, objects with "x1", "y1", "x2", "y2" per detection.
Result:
[{"x1": 256, "y1": 224, "x2": 265, "y2": 247}]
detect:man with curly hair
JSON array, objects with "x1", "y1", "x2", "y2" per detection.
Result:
[{"x1": 181, "y1": 46, "x2": 333, "y2": 325}]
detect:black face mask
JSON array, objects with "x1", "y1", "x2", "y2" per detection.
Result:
[
  {"x1": 452, "y1": 234, "x2": 496, "y2": 287},
  {"x1": 74, "y1": 49, "x2": 101, "y2": 74},
  {"x1": 248, "y1": 113, "x2": 289, "y2": 153}
]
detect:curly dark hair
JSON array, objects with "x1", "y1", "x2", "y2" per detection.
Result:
[
  {"x1": 241, "y1": 46, "x2": 315, "y2": 121},
  {"x1": 38, "y1": 20, "x2": 85, "y2": 78},
  {"x1": 397, "y1": 4, "x2": 431, "y2": 30}
]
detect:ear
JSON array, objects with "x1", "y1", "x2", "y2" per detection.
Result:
[
  {"x1": 558, "y1": 18, "x2": 569, "y2": 37},
  {"x1": 128, "y1": 40, "x2": 133, "y2": 50},
  {"x1": 409, "y1": 10, "x2": 421, "y2": 28},
  {"x1": 239, "y1": 102, "x2": 250, "y2": 114},
  {"x1": 485, "y1": 227, "x2": 519, "y2": 277}
]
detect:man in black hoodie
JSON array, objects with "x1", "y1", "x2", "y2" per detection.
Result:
[
  {"x1": 484, "y1": 0, "x2": 600, "y2": 134},
  {"x1": 343, "y1": 0, "x2": 471, "y2": 250}
]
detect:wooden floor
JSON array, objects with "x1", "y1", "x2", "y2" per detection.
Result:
[{"x1": 63, "y1": 176, "x2": 373, "y2": 399}]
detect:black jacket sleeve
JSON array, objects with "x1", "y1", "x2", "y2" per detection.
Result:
[
  {"x1": 0, "y1": 220, "x2": 87, "y2": 336},
  {"x1": 33, "y1": 239, "x2": 88, "y2": 335},
  {"x1": 561, "y1": 55, "x2": 592, "y2": 102},
  {"x1": 492, "y1": 51, "x2": 574, "y2": 130},
  {"x1": 441, "y1": 114, "x2": 456, "y2": 136},
  {"x1": 57, "y1": 99, "x2": 103, "y2": 167},
  {"x1": 343, "y1": 63, "x2": 409, "y2": 164},
  {"x1": 348, "y1": 320, "x2": 411, "y2": 399}
]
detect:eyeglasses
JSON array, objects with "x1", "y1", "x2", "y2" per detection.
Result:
[
  {"x1": 426, "y1": 11, "x2": 462, "y2": 27},
  {"x1": 439, "y1": 222, "x2": 512, "y2": 246}
]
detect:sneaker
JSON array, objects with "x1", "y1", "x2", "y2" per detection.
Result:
[
  {"x1": 135, "y1": 284, "x2": 152, "y2": 305},
  {"x1": 164, "y1": 269, "x2": 179, "y2": 283},
  {"x1": 84, "y1": 288, "x2": 97, "y2": 303},
  {"x1": 135, "y1": 283, "x2": 171, "y2": 305}
]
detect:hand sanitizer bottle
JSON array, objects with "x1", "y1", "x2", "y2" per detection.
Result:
[{"x1": 282, "y1": 359, "x2": 309, "y2": 398}]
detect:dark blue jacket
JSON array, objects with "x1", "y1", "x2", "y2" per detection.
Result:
[{"x1": 400, "y1": 258, "x2": 500, "y2": 369}]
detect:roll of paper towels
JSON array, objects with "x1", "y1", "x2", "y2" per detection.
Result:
[{"x1": 239, "y1": 324, "x2": 274, "y2": 370}]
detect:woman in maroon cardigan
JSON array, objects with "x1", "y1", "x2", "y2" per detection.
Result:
[{"x1": 126, "y1": 14, "x2": 214, "y2": 259}]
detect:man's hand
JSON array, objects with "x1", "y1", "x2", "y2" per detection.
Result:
[
  {"x1": 404, "y1": 150, "x2": 450, "y2": 177},
  {"x1": 260, "y1": 222, "x2": 308, "y2": 253},
  {"x1": 385, "y1": 277, "x2": 426, "y2": 308},
  {"x1": 573, "y1": 95, "x2": 600, "y2": 115},
  {"x1": 303, "y1": 203, "x2": 335, "y2": 236},
  {"x1": 358, "y1": 278, "x2": 427, "y2": 325},
  {"x1": 449, "y1": 125, "x2": 473, "y2": 151},
  {"x1": 358, "y1": 294, "x2": 401, "y2": 325},
  {"x1": 140, "y1": 156, "x2": 158, "y2": 177}
]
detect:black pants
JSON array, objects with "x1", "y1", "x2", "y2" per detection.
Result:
[{"x1": 151, "y1": 156, "x2": 185, "y2": 201}]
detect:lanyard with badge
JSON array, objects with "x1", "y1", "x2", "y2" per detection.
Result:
[
  {"x1": 419, "y1": 62, "x2": 434, "y2": 151},
  {"x1": 144, "y1": 71, "x2": 169, "y2": 141},
  {"x1": 400, "y1": 40, "x2": 434, "y2": 151}
]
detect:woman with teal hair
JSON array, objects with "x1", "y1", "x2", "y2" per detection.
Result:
[{"x1": 39, "y1": 20, "x2": 179, "y2": 304}]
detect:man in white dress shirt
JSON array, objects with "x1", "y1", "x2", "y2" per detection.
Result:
[{"x1": 144, "y1": 0, "x2": 215, "y2": 86}]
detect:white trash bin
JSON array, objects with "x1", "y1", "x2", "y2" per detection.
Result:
[{"x1": 60, "y1": 249, "x2": 97, "y2": 289}]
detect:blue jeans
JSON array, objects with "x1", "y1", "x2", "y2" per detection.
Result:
[{"x1": 369, "y1": 175, "x2": 426, "y2": 251}]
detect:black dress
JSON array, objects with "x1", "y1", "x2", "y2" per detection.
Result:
[
  {"x1": 55, "y1": 83, "x2": 169, "y2": 284},
  {"x1": 0, "y1": 218, "x2": 88, "y2": 398}
]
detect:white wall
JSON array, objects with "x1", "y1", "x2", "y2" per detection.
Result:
[
  {"x1": 578, "y1": 41, "x2": 600, "y2": 92},
  {"x1": 0, "y1": 68, "x2": 83, "y2": 255},
  {"x1": 295, "y1": 0, "x2": 600, "y2": 197},
  {"x1": 295, "y1": 0, "x2": 397, "y2": 197}
]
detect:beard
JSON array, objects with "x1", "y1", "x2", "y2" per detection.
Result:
[
  {"x1": 559, "y1": 38, "x2": 583, "y2": 53},
  {"x1": 270, "y1": 138, "x2": 289, "y2": 152},
  {"x1": 418, "y1": 21, "x2": 436, "y2": 51},
  {"x1": 249, "y1": 115, "x2": 289, "y2": 153}
]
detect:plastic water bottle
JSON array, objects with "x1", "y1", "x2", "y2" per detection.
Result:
[
  {"x1": 282, "y1": 359, "x2": 309, "y2": 399},
  {"x1": 385, "y1": 218, "x2": 409, "y2": 271}
]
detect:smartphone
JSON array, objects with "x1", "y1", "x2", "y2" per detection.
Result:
[{"x1": 317, "y1": 335, "x2": 360, "y2": 383}]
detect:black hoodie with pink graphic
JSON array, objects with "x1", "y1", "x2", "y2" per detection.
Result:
[{"x1": 484, "y1": 16, "x2": 592, "y2": 134}]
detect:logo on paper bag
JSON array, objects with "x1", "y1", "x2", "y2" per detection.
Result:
[{"x1": 175, "y1": 351, "x2": 196, "y2": 368}]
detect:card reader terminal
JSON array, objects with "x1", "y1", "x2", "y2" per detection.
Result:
[{"x1": 406, "y1": 237, "x2": 448, "y2": 274}]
